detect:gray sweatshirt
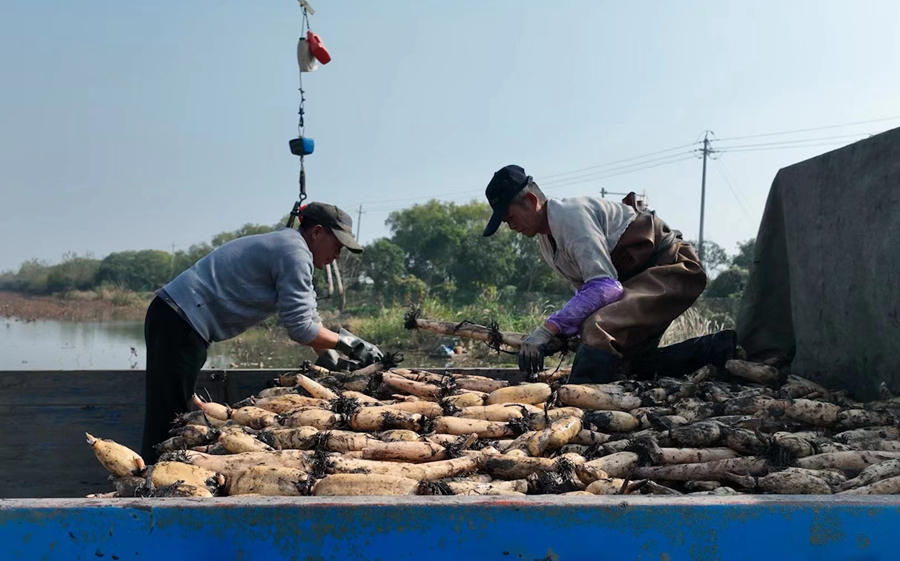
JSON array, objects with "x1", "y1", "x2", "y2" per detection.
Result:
[
  {"x1": 160, "y1": 227, "x2": 321, "y2": 344},
  {"x1": 538, "y1": 196, "x2": 637, "y2": 288}
]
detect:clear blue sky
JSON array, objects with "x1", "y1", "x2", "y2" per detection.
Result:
[{"x1": 1, "y1": 0, "x2": 899, "y2": 271}]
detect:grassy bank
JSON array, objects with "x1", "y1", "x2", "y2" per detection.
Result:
[
  {"x1": 343, "y1": 297, "x2": 548, "y2": 350},
  {"x1": 341, "y1": 296, "x2": 738, "y2": 363},
  {"x1": 2, "y1": 287, "x2": 739, "y2": 368},
  {"x1": 0, "y1": 289, "x2": 151, "y2": 322}
]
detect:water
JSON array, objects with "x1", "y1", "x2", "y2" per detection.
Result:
[
  {"x1": 0, "y1": 318, "x2": 235, "y2": 370},
  {"x1": 0, "y1": 318, "x2": 506, "y2": 370}
]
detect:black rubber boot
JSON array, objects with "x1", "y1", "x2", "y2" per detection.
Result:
[
  {"x1": 567, "y1": 345, "x2": 621, "y2": 384},
  {"x1": 630, "y1": 329, "x2": 738, "y2": 378}
]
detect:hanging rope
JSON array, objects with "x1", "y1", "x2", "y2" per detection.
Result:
[
  {"x1": 296, "y1": 7, "x2": 310, "y2": 206},
  {"x1": 297, "y1": 8, "x2": 310, "y2": 137},
  {"x1": 286, "y1": 6, "x2": 312, "y2": 228}
]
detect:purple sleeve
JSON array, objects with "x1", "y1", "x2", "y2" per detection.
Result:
[{"x1": 546, "y1": 277, "x2": 624, "y2": 336}]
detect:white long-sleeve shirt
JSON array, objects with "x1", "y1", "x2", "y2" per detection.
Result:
[{"x1": 538, "y1": 196, "x2": 637, "y2": 289}]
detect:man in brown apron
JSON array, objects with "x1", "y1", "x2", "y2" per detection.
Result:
[{"x1": 482, "y1": 165, "x2": 737, "y2": 383}]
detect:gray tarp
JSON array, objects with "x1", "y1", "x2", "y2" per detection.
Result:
[{"x1": 736, "y1": 126, "x2": 900, "y2": 400}]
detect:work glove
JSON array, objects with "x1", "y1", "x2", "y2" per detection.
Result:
[
  {"x1": 519, "y1": 324, "x2": 554, "y2": 375},
  {"x1": 315, "y1": 349, "x2": 341, "y2": 370},
  {"x1": 335, "y1": 328, "x2": 384, "y2": 367},
  {"x1": 315, "y1": 349, "x2": 364, "y2": 372}
]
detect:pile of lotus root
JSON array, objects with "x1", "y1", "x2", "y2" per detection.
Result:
[{"x1": 86, "y1": 356, "x2": 900, "y2": 498}]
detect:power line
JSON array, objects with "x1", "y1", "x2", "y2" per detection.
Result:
[
  {"x1": 538, "y1": 141, "x2": 700, "y2": 180},
  {"x1": 713, "y1": 116, "x2": 900, "y2": 142},
  {"x1": 543, "y1": 154, "x2": 696, "y2": 191},
  {"x1": 542, "y1": 154, "x2": 695, "y2": 191},
  {"x1": 539, "y1": 151, "x2": 696, "y2": 188},
  {"x1": 351, "y1": 117, "x2": 897, "y2": 216},
  {"x1": 360, "y1": 138, "x2": 863, "y2": 213},
  {"x1": 722, "y1": 140, "x2": 862, "y2": 153},
  {"x1": 362, "y1": 154, "x2": 695, "y2": 213},
  {"x1": 351, "y1": 185, "x2": 484, "y2": 207},
  {"x1": 716, "y1": 132, "x2": 874, "y2": 151},
  {"x1": 716, "y1": 158, "x2": 754, "y2": 211},
  {"x1": 347, "y1": 141, "x2": 702, "y2": 208},
  {"x1": 362, "y1": 196, "x2": 477, "y2": 213},
  {"x1": 712, "y1": 159, "x2": 753, "y2": 221},
  {"x1": 351, "y1": 131, "x2": 877, "y2": 211}
]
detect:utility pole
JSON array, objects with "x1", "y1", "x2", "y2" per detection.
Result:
[
  {"x1": 600, "y1": 187, "x2": 646, "y2": 211},
  {"x1": 355, "y1": 204, "x2": 364, "y2": 240},
  {"x1": 600, "y1": 188, "x2": 635, "y2": 199},
  {"x1": 698, "y1": 131, "x2": 714, "y2": 266},
  {"x1": 169, "y1": 242, "x2": 176, "y2": 279}
]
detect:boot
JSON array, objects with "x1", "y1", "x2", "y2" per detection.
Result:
[
  {"x1": 567, "y1": 345, "x2": 621, "y2": 385},
  {"x1": 630, "y1": 329, "x2": 738, "y2": 378}
]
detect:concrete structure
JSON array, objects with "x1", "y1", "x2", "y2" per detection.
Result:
[{"x1": 737, "y1": 127, "x2": 900, "y2": 400}]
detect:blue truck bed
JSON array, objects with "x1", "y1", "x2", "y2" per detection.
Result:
[{"x1": 2, "y1": 495, "x2": 897, "y2": 560}]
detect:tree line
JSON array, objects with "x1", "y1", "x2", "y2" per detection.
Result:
[{"x1": 0, "y1": 200, "x2": 754, "y2": 305}]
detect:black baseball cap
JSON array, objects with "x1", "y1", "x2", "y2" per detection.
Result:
[
  {"x1": 483, "y1": 164, "x2": 532, "y2": 237},
  {"x1": 300, "y1": 202, "x2": 363, "y2": 253}
]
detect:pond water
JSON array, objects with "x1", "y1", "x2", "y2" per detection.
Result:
[
  {"x1": 0, "y1": 318, "x2": 233, "y2": 370},
  {"x1": 0, "y1": 318, "x2": 504, "y2": 370}
]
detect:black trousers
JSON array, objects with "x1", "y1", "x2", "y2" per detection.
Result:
[{"x1": 141, "y1": 296, "x2": 208, "y2": 463}]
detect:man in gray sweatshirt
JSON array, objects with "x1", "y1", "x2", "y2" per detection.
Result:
[{"x1": 141, "y1": 202, "x2": 381, "y2": 461}]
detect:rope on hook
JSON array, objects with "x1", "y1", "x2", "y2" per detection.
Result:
[{"x1": 287, "y1": 0, "x2": 331, "y2": 228}]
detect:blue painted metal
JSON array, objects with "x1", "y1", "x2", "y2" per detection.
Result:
[{"x1": 1, "y1": 495, "x2": 897, "y2": 560}]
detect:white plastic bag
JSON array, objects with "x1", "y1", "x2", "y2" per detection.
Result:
[{"x1": 297, "y1": 38, "x2": 318, "y2": 73}]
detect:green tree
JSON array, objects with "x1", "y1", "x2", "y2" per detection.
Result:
[
  {"x1": 360, "y1": 239, "x2": 406, "y2": 304},
  {"x1": 171, "y1": 243, "x2": 214, "y2": 279},
  {"x1": 449, "y1": 230, "x2": 518, "y2": 300},
  {"x1": 387, "y1": 200, "x2": 469, "y2": 286},
  {"x1": 386, "y1": 275, "x2": 428, "y2": 306},
  {"x1": 169, "y1": 223, "x2": 282, "y2": 282},
  {"x1": 386, "y1": 200, "x2": 521, "y2": 299},
  {"x1": 211, "y1": 223, "x2": 275, "y2": 248},
  {"x1": 337, "y1": 250, "x2": 364, "y2": 292},
  {"x1": 688, "y1": 240, "x2": 729, "y2": 273},
  {"x1": 705, "y1": 267, "x2": 748, "y2": 298},
  {"x1": 46, "y1": 252, "x2": 100, "y2": 293},
  {"x1": 97, "y1": 250, "x2": 172, "y2": 291},
  {"x1": 511, "y1": 235, "x2": 570, "y2": 295},
  {"x1": 430, "y1": 280, "x2": 457, "y2": 302},
  {"x1": 732, "y1": 238, "x2": 756, "y2": 270},
  {"x1": 6, "y1": 259, "x2": 53, "y2": 294}
]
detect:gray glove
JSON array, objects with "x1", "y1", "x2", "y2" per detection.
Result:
[
  {"x1": 519, "y1": 325, "x2": 554, "y2": 375},
  {"x1": 335, "y1": 328, "x2": 383, "y2": 367}
]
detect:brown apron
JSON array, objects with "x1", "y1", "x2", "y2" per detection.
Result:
[{"x1": 580, "y1": 202, "x2": 707, "y2": 359}]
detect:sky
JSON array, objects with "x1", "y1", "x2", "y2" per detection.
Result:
[{"x1": 1, "y1": 0, "x2": 899, "y2": 271}]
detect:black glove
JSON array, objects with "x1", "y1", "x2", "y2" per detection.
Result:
[
  {"x1": 315, "y1": 349, "x2": 363, "y2": 372},
  {"x1": 315, "y1": 349, "x2": 341, "y2": 370},
  {"x1": 518, "y1": 325, "x2": 554, "y2": 375},
  {"x1": 335, "y1": 328, "x2": 383, "y2": 367}
]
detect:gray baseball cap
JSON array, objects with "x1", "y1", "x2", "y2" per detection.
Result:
[{"x1": 300, "y1": 202, "x2": 363, "y2": 253}]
